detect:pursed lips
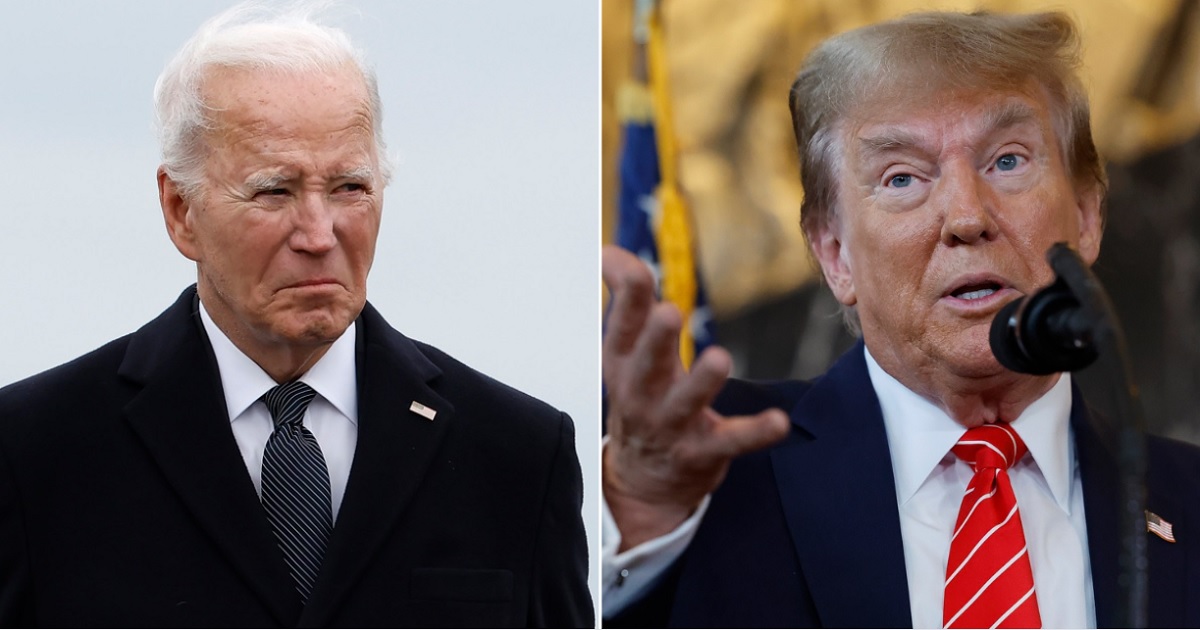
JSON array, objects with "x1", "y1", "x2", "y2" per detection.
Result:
[{"x1": 282, "y1": 278, "x2": 342, "y2": 290}]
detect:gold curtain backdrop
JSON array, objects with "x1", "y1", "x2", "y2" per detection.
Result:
[{"x1": 602, "y1": 0, "x2": 1200, "y2": 317}]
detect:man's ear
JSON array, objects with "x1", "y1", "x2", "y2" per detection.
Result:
[
  {"x1": 810, "y1": 222, "x2": 857, "y2": 306},
  {"x1": 158, "y1": 167, "x2": 202, "y2": 262},
  {"x1": 1075, "y1": 183, "x2": 1103, "y2": 266}
]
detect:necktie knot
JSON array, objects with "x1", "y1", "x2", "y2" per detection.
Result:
[
  {"x1": 952, "y1": 422, "x2": 1027, "y2": 472},
  {"x1": 263, "y1": 381, "x2": 317, "y2": 430}
]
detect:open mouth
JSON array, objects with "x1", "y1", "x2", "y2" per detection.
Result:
[{"x1": 950, "y1": 281, "x2": 1003, "y2": 301}]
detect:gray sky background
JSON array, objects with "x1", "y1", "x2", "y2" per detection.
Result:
[{"x1": 0, "y1": 0, "x2": 600, "y2": 602}]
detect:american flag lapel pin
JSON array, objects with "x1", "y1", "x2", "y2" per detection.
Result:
[
  {"x1": 1145, "y1": 510, "x2": 1177, "y2": 543},
  {"x1": 409, "y1": 401, "x2": 437, "y2": 421}
]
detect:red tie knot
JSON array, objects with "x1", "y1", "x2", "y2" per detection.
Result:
[{"x1": 951, "y1": 422, "x2": 1027, "y2": 471}]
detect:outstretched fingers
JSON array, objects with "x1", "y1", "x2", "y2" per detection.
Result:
[
  {"x1": 664, "y1": 348, "x2": 790, "y2": 462},
  {"x1": 626, "y1": 302, "x2": 684, "y2": 399},
  {"x1": 602, "y1": 245, "x2": 657, "y2": 357},
  {"x1": 600, "y1": 244, "x2": 791, "y2": 547},
  {"x1": 706, "y1": 408, "x2": 792, "y2": 460},
  {"x1": 658, "y1": 345, "x2": 731, "y2": 428}
]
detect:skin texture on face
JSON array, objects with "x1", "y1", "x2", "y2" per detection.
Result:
[
  {"x1": 159, "y1": 65, "x2": 383, "y2": 383},
  {"x1": 811, "y1": 85, "x2": 1103, "y2": 426}
]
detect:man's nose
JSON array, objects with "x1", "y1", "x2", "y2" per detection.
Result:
[
  {"x1": 289, "y1": 192, "x2": 337, "y2": 254},
  {"x1": 937, "y1": 165, "x2": 998, "y2": 246}
]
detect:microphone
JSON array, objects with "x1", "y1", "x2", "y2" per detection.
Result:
[
  {"x1": 988, "y1": 244, "x2": 1100, "y2": 375},
  {"x1": 988, "y1": 242, "x2": 1147, "y2": 628}
]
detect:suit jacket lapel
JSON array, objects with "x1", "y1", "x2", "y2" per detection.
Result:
[
  {"x1": 119, "y1": 288, "x2": 300, "y2": 626},
  {"x1": 302, "y1": 303, "x2": 455, "y2": 626},
  {"x1": 1075, "y1": 391, "x2": 1189, "y2": 628},
  {"x1": 1073, "y1": 393, "x2": 1122, "y2": 627},
  {"x1": 772, "y1": 345, "x2": 913, "y2": 627}
]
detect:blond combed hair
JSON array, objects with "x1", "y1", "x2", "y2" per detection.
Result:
[{"x1": 788, "y1": 11, "x2": 1108, "y2": 333}]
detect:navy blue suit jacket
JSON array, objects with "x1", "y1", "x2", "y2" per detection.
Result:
[
  {"x1": 608, "y1": 343, "x2": 1200, "y2": 628},
  {"x1": 0, "y1": 287, "x2": 592, "y2": 627}
]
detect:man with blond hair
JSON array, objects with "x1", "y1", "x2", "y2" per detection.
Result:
[
  {"x1": 0, "y1": 3, "x2": 591, "y2": 626},
  {"x1": 602, "y1": 11, "x2": 1200, "y2": 628}
]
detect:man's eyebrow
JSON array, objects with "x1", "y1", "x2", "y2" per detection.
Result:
[
  {"x1": 856, "y1": 100, "x2": 1041, "y2": 157},
  {"x1": 857, "y1": 129, "x2": 928, "y2": 155},
  {"x1": 243, "y1": 166, "x2": 376, "y2": 190},
  {"x1": 337, "y1": 166, "x2": 376, "y2": 181},
  {"x1": 981, "y1": 100, "x2": 1039, "y2": 135},
  {"x1": 244, "y1": 171, "x2": 289, "y2": 190}
]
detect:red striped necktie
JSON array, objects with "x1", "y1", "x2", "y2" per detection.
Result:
[{"x1": 943, "y1": 422, "x2": 1041, "y2": 629}]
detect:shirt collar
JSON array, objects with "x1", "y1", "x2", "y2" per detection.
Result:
[
  {"x1": 199, "y1": 299, "x2": 359, "y2": 424},
  {"x1": 865, "y1": 346, "x2": 1074, "y2": 513}
]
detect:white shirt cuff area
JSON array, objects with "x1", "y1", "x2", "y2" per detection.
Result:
[{"x1": 600, "y1": 492, "x2": 711, "y2": 617}]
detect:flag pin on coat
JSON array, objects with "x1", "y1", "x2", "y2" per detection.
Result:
[
  {"x1": 1145, "y1": 510, "x2": 1176, "y2": 543},
  {"x1": 410, "y1": 401, "x2": 436, "y2": 421}
]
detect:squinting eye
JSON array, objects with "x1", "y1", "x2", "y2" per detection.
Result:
[
  {"x1": 888, "y1": 174, "x2": 913, "y2": 188},
  {"x1": 257, "y1": 188, "x2": 288, "y2": 197},
  {"x1": 996, "y1": 154, "x2": 1020, "y2": 171},
  {"x1": 337, "y1": 183, "x2": 365, "y2": 193}
]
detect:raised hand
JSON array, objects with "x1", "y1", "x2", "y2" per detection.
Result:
[{"x1": 602, "y1": 245, "x2": 790, "y2": 550}]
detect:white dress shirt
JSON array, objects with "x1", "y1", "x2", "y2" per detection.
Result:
[
  {"x1": 867, "y1": 349, "x2": 1093, "y2": 628},
  {"x1": 199, "y1": 301, "x2": 359, "y2": 522},
  {"x1": 603, "y1": 346, "x2": 1096, "y2": 627}
]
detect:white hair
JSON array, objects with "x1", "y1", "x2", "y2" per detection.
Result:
[{"x1": 153, "y1": 0, "x2": 393, "y2": 200}]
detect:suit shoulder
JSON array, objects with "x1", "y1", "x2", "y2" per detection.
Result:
[
  {"x1": 1147, "y1": 433, "x2": 1200, "y2": 480},
  {"x1": 405, "y1": 340, "x2": 580, "y2": 492},
  {"x1": 411, "y1": 339, "x2": 566, "y2": 427},
  {"x1": 0, "y1": 334, "x2": 133, "y2": 424}
]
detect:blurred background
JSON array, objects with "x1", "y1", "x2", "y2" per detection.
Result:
[{"x1": 602, "y1": 0, "x2": 1200, "y2": 443}]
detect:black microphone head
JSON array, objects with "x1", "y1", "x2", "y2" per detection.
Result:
[
  {"x1": 990, "y1": 298, "x2": 1043, "y2": 374},
  {"x1": 989, "y1": 283, "x2": 1099, "y2": 375}
]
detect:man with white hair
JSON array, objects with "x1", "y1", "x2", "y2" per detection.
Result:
[
  {"x1": 602, "y1": 10, "x2": 1200, "y2": 628},
  {"x1": 0, "y1": 3, "x2": 591, "y2": 627}
]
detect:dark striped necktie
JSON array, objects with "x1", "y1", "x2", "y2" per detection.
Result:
[
  {"x1": 943, "y1": 422, "x2": 1041, "y2": 628},
  {"x1": 261, "y1": 380, "x2": 331, "y2": 604}
]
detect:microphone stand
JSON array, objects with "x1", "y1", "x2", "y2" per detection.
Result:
[{"x1": 1039, "y1": 244, "x2": 1149, "y2": 628}]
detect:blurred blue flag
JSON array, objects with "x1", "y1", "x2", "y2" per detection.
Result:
[{"x1": 614, "y1": 91, "x2": 715, "y2": 367}]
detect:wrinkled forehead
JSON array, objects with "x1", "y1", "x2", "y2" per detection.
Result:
[
  {"x1": 199, "y1": 63, "x2": 375, "y2": 134},
  {"x1": 847, "y1": 81, "x2": 1052, "y2": 141},
  {"x1": 832, "y1": 78, "x2": 1062, "y2": 170}
]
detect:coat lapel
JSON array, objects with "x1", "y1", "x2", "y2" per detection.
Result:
[
  {"x1": 1143, "y1": 463, "x2": 1190, "y2": 628},
  {"x1": 1075, "y1": 392, "x2": 1190, "y2": 628},
  {"x1": 772, "y1": 345, "x2": 913, "y2": 627},
  {"x1": 119, "y1": 288, "x2": 300, "y2": 626},
  {"x1": 302, "y1": 303, "x2": 455, "y2": 626},
  {"x1": 1074, "y1": 396, "x2": 1120, "y2": 627}
]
